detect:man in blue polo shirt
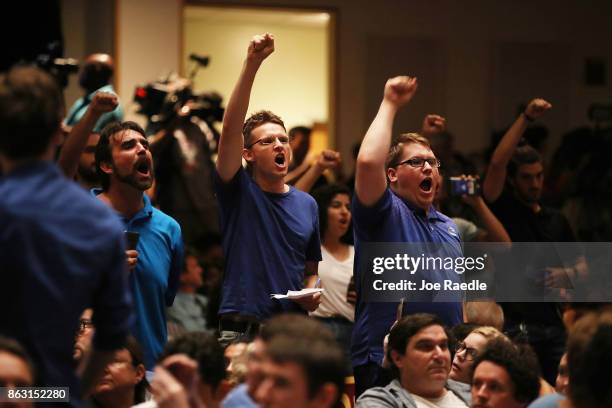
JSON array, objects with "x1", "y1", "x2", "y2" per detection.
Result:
[
  {"x1": 214, "y1": 33, "x2": 321, "y2": 339},
  {"x1": 64, "y1": 53, "x2": 123, "y2": 133},
  {"x1": 94, "y1": 121, "x2": 183, "y2": 370},
  {"x1": 352, "y1": 76, "x2": 463, "y2": 395},
  {"x1": 0, "y1": 66, "x2": 133, "y2": 404}
]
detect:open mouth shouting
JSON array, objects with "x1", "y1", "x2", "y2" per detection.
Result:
[
  {"x1": 274, "y1": 153, "x2": 286, "y2": 169},
  {"x1": 419, "y1": 177, "x2": 433, "y2": 193},
  {"x1": 135, "y1": 158, "x2": 152, "y2": 178}
]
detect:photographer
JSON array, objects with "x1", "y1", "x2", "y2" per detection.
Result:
[{"x1": 64, "y1": 53, "x2": 123, "y2": 133}]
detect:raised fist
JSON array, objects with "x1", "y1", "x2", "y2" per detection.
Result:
[
  {"x1": 247, "y1": 33, "x2": 275, "y2": 62},
  {"x1": 383, "y1": 76, "x2": 418, "y2": 108},
  {"x1": 90, "y1": 91, "x2": 118, "y2": 115},
  {"x1": 524, "y1": 98, "x2": 552, "y2": 120},
  {"x1": 314, "y1": 150, "x2": 341, "y2": 171},
  {"x1": 421, "y1": 114, "x2": 447, "y2": 137}
]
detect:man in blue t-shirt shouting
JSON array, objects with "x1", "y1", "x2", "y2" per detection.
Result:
[
  {"x1": 352, "y1": 76, "x2": 464, "y2": 395},
  {"x1": 214, "y1": 33, "x2": 322, "y2": 341}
]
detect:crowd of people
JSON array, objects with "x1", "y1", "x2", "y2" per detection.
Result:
[{"x1": 1, "y1": 31, "x2": 612, "y2": 408}]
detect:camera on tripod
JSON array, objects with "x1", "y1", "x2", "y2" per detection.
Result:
[
  {"x1": 34, "y1": 41, "x2": 79, "y2": 89},
  {"x1": 133, "y1": 54, "x2": 224, "y2": 132}
]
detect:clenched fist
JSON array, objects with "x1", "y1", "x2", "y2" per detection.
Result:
[{"x1": 383, "y1": 76, "x2": 418, "y2": 108}]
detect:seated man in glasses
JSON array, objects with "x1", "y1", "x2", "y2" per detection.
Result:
[
  {"x1": 352, "y1": 76, "x2": 464, "y2": 395},
  {"x1": 448, "y1": 326, "x2": 507, "y2": 404},
  {"x1": 214, "y1": 33, "x2": 321, "y2": 342},
  {"x1": 357, "y1": 314, "x2": 469, "y2": 407}
]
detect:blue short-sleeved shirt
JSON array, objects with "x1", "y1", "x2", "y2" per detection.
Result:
[
  {"x1": 213, "y1": 168, "x2": 322, "y2": 319},
  {"x1": 92, "y1": 189, "x2": 183, "y2": 369},
  {"x1": 0, "y1": 162, "x2": 133, "y2": 402},
  {"x1": 64, "y1": 84, "x2": 124, "y2": 132},
  {"x1": 351, "y1": 188, "x2": 463, "y2": 367}
]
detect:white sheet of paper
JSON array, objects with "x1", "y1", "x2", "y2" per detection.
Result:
[{"x1": 270, "y1": 288, "x2": 324, "y2": 300}]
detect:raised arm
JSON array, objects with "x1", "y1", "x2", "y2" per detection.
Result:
[
  {"x1": 483, "y1": 98, "x2": 551, "y2": 203},
  {"x1": 216, "y1": 33, "x2": 275, "y2": 182},
  {"x1": 462, "y1": 193, "x2": 511, "y2": 243},
  {"x1": 293, "y1": 150, "x2": 340, "y2": 193},
  {"x1": 57, "y1": 92, "x2": 118, "y2": 178},
  {"x1": 420, "y1": 114, "x2": 447, "y2": 138},
  {"x1": 355, "y1": 76, "x2": 418, "y2": 206}
]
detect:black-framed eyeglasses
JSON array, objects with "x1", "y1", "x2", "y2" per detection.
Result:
[
  {"x1": 396, "y1": 157, "x2": 441, "y2": 169},
  {"x1": 246, "y1": 135, "x2": 290, "y2": 148},
  {"x1": 455, "y1": 342, "x2": 478, "y2": 361},
  {"x1": 79, "y1": 319, "x2": 94, "y2": 331}
]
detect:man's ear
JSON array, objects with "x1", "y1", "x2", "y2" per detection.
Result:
[
  {"x1": 99, "y1": 160, "x2": 113, "y2": 176},
  {"x1": 133, "y1": 363, "x2": 146, "y2": 385},
  {"x1": 311, "y1": 383, "x2": 339, "y2": 408},
  {"x1": 390, "y1": 349, "x2": 404, "y2": 369},
  {"x1": 387, "y1": 167, "x2": 398, "y2": 183},
  {"x1": 243, "y1": 148, "x2": 255, "y2": 163}
]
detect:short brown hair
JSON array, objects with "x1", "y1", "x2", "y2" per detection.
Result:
[
  {"x1": 386, "y1": 133, "x2": 431, "y2": 169},
  {"x1": 567, "y1": 311, "x2": 612, "y2": 408},
  {"x1": 0, "y1": 66, "x2": 63, "y2": 160},
  {"x1": 242, "y1": 110, "x2": 286, "y2": 147}
]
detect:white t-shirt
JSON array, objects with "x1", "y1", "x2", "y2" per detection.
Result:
[
  {"x1": 310, "y1": 245, "x2": 355, "y2": 321},
  {"x1": 412, "y1": 389, "x2": 468, "y2": 408}
]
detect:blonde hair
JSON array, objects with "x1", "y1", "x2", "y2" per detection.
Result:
[
  {"x1": 386, "y1": 132, "x2": 431, "y2": 169},
  {"x1": 470, "y1": 326, "x2": 506, "y2": 342},
  {"x1": 465, "y1": 301, "x2": 505, "y2": 330}
]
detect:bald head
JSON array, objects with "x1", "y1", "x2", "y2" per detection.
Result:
[
  {"x1": 79, "y1": 53, "x2": 114, "y2": 93},
  {"x1": 85, "y1": 53, "x2": 114, "y2": 69}
]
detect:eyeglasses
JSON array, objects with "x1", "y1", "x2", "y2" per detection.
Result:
[
  {"x1": 79, "y1": 319, "x2": 94, "y2": 331},
  {"x1": 246, "y1": 135, "x2": 290, "y2": 148},
  {"x1": 455, "y1": 342, "x2": 478, "y2": 361},
  {"x1": 396, "y1": 157, "x2": 441, "y2": 168}
]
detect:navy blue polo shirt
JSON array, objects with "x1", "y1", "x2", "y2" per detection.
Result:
[
  {"x1": 0, "y1": 161, "x2": 133, "y2": 403},
  {"x1": 351, "y1": 188, "x2": 463, "y2": 367},
  {"x1": 213, "y1": 168, "x2": 322, "y2": 319}
]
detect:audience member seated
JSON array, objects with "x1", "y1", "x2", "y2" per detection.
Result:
[
  {"x1": 167, "y1": 248, "x2": 209, "y2": 337},
  {"x1": 223, "y1": 314, "x2": 346, "y2": 408},
  {"x1": 0, "y1": 336, "x2": 36, "y2": 395},
  {"x1": 254, "y1": 314, "x2": 346, "y2": 408},
  {"x1": 448, "y1": 326, "x2": 507, "y2": 404},
  {"x1": 465, "y1": 301, "x2": 505, "y2": 330},
  {"x1": 224, "y1": 338, "x2": 250, "y2": 386},
  {"x1": 471, "y1": 338, "x2": 541, "y2": 408},
  {"x1": 527, "y1": 352, "x2": 568, "y2": 408},
  {"x1": 155, "y1": 332, "x2": 227, "y2": 408},
  {"x1": 357, "y1": 314, "x2": 469, "y2": 407},
  {"x1": 310, "y1": 184, "x2": 356, "y2": 363},
  {"x1": 74, "y1": 308, "x2": 95, "y2": 362},
  {"x1": 89, "y1": 336, "x2": 148, "y2": 408}
]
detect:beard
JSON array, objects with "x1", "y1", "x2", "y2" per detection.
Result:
[{"x1": 114, "y1": 164, "x2": 154, "y2": 191}]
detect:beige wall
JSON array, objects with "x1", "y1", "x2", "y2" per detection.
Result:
[
  {"x1": 61, "y1": 0, "x2": 114, "y2": 110},
  {"x1": 65, "y1": 0, "x2": 612, "y2": 172},
  {"x1": 183, "y1": 7, "x2": 329, "y2": 134},
  {"x1": 116, "y1": 0, "x2": 181, "y2": 126}
]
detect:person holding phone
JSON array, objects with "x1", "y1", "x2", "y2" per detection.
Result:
[{"x1": 352, "y1": 76, "x2": 464, "y2": 396}]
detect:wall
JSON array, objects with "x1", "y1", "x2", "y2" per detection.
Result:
[
  {"x1": 116, "y1": 0, "x2": 181, "y2": 126},
  {"x1": 183, "y1": 6, "x2": 329, "y2": 134},
  {"x1": 66, "y1": 0, "x2": 612, "y2": 172},
  {"x1": 61, "y1": 0, "x2": 114, "y2": 110}
]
